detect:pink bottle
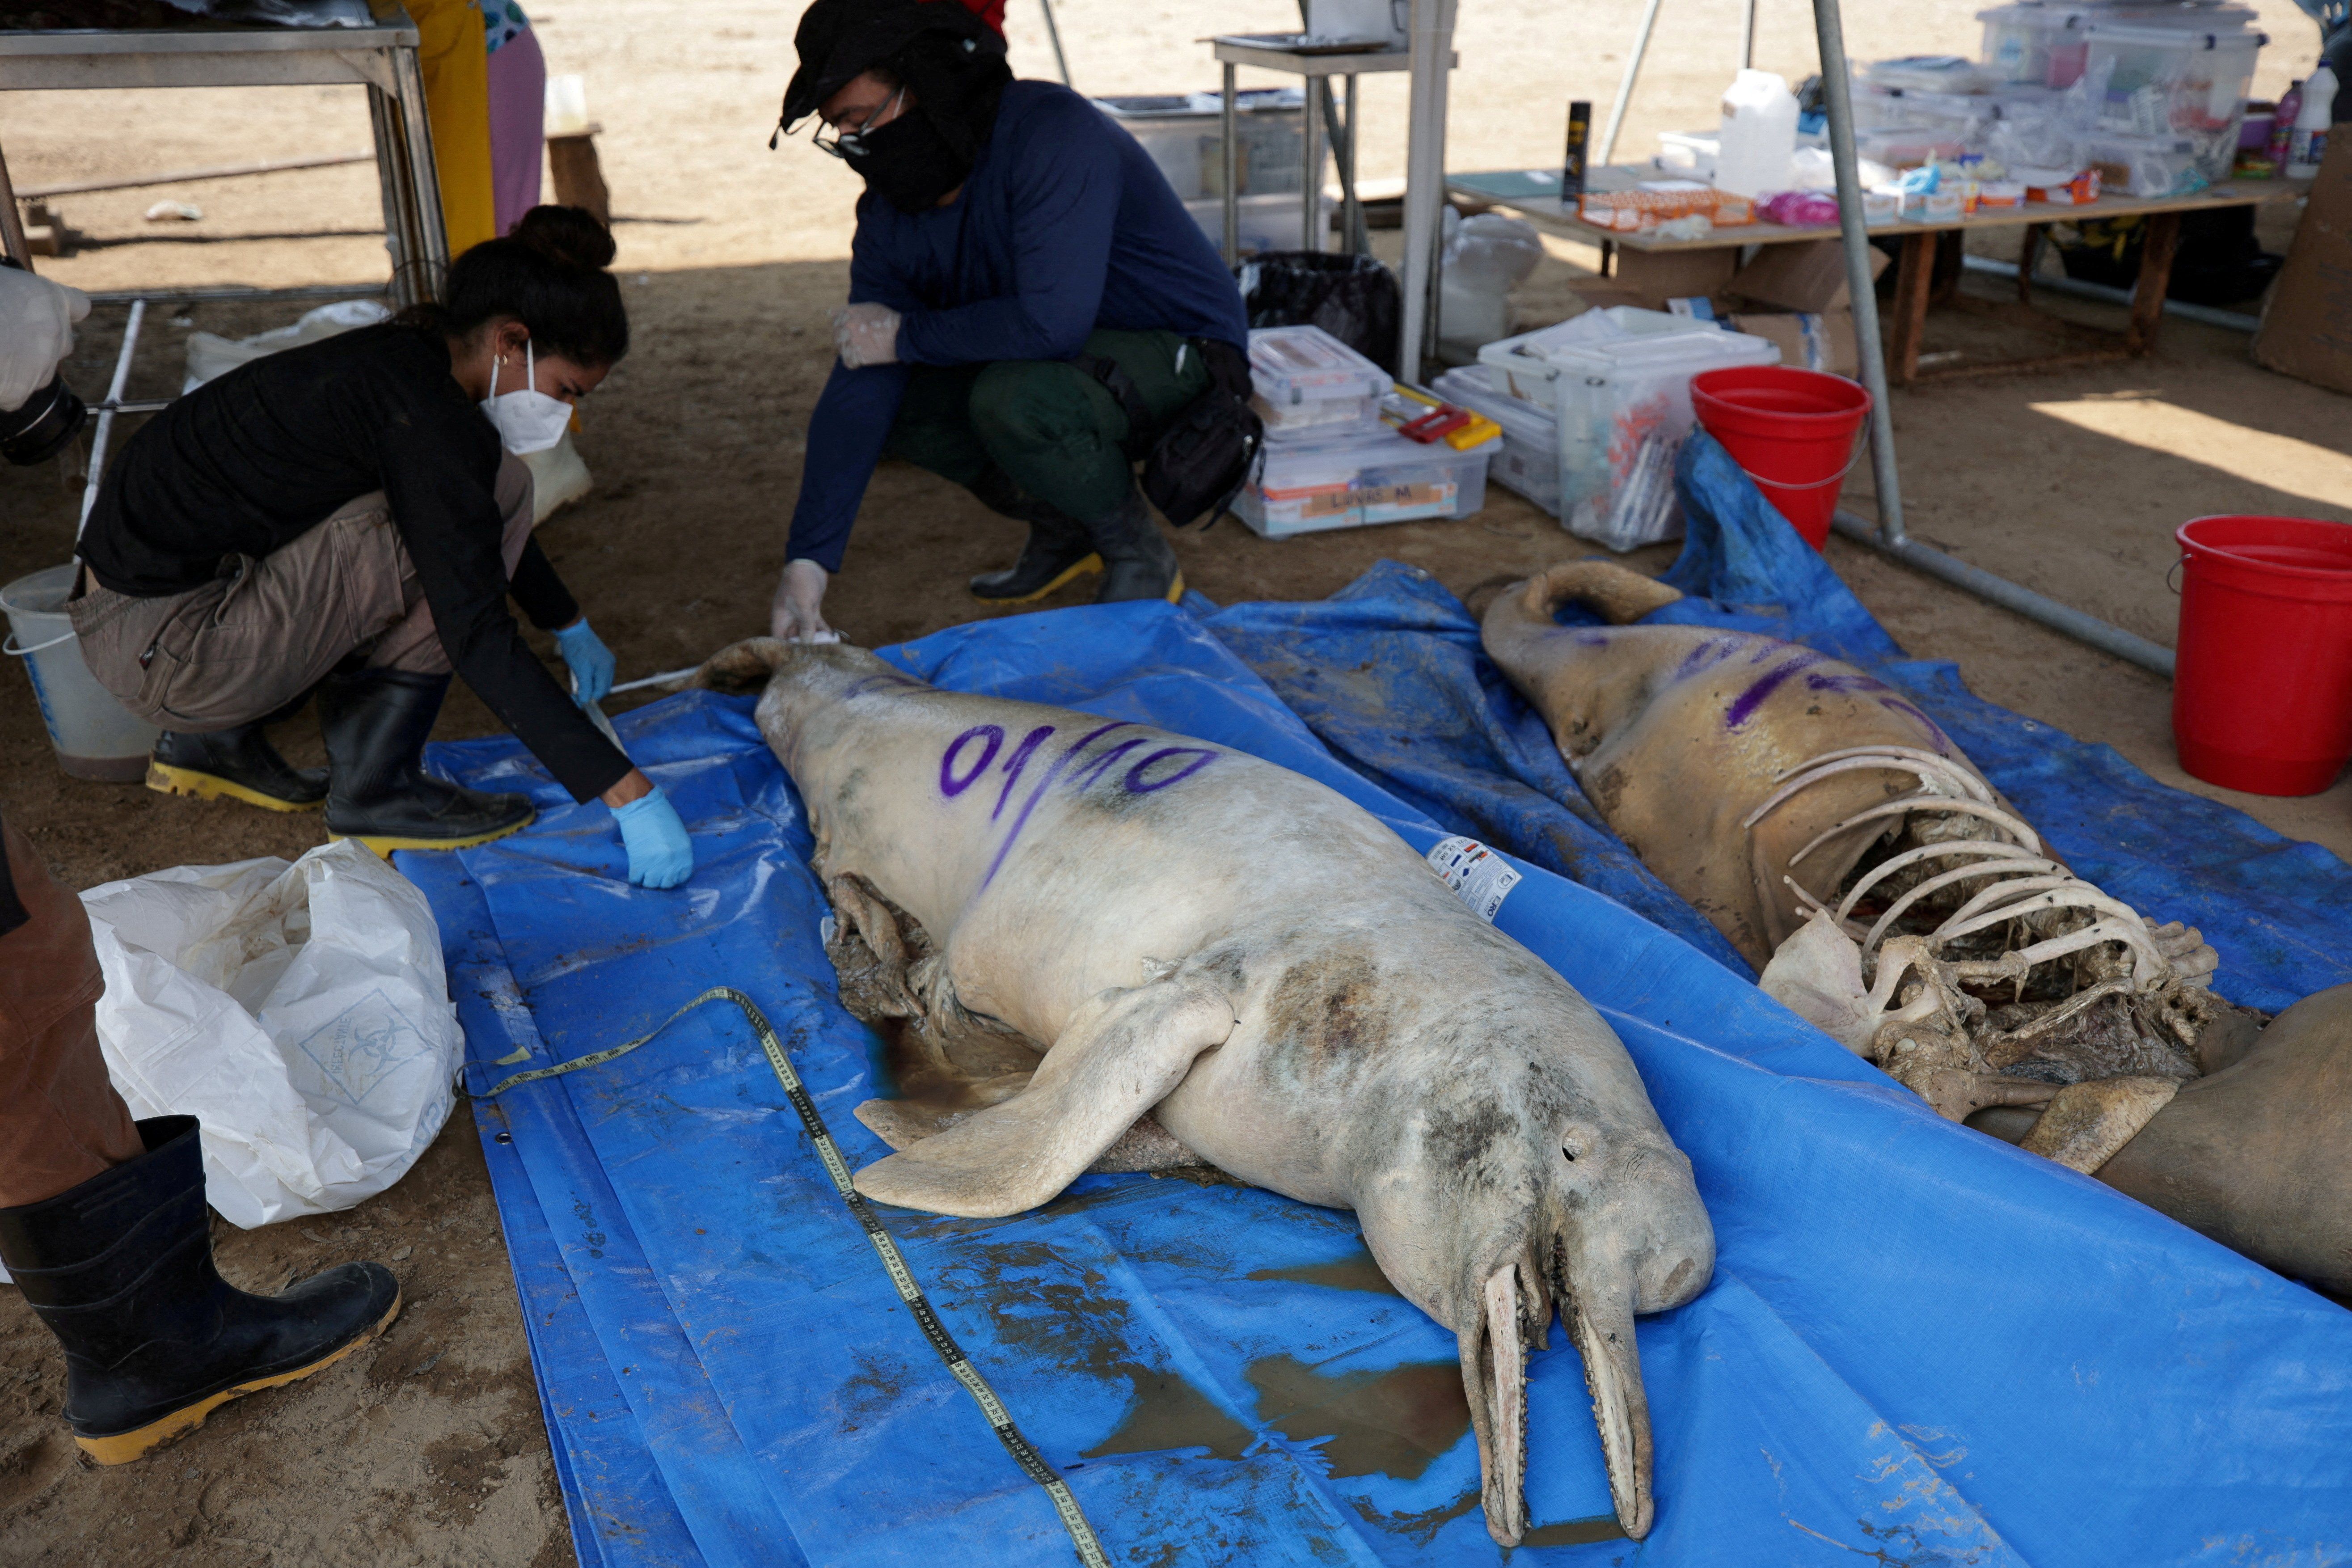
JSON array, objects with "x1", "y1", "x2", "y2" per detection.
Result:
[{"x1": 2271, "y1": 79, "x2": 2303, "y2": 169}]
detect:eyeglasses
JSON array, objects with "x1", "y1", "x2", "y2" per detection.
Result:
[{"x1": 810, "y1": 85, "x2": 905, "y2": 160}]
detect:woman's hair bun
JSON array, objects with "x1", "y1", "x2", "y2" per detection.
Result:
[{"x1": 510, "y1": 204, "x2": 616, "y2": 271}]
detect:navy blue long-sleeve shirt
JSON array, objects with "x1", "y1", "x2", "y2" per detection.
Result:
[{"x1": 785, "y1": 80, "x2": 1248, "y2": 571}]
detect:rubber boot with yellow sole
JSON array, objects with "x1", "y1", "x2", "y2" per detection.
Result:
[
  {"x1": 146, "y1": 724, "x2": 328, "y2": 813},
  {"x1": 1085, "y1": 489, "x2": 1185, "y2": 605},
  {"x1": 318, "y1": 667, "x2": 534, "y2": 855},
  {"x1": 0, "y1": 1116, "x2": 400, "y2": 1464},
  {"x1": 967, "y1": 469, "x2": 1102, "y2": 604}
]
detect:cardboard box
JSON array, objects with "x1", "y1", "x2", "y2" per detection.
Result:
[
  {"x1": 1725, "y1": 309, "x2": 1859, "y2": 378},
  {"x1": 1728, "y1": 238, "x2": 1890, "y2": 313},
  {"x1": 2254, "y1": 139, "x2": 2352, "y2": 395},
  {"x1": 1582, "y1": 247, "x2": 1739, "y2": 311}
]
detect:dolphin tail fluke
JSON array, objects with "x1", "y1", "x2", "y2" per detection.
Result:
[{"x1": 1519, "y1": 560, "x2": 1685, "y2": 627}]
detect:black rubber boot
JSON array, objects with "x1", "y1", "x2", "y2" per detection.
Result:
[
  {"x1": 146, "y1": 724, "x2": 329, "y2": 813},
  {"x1": 966, "y1": 469, "x2": 1102, "y2": 603},
  {"x1": 1084, "y1": 489, "x2": 1185, "y2": 604},
  {"x1": 0, "y1": 1117, "x2": 400, "y2": 1464},
  {"x1": 318, "y1": 667, "x2": 535, "y2": 854}
]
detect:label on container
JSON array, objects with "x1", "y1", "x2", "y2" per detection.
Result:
[
  {"x1": 1427, "y1": 836, "x2": 1522, "y2": 922},
  {"x1": 1360, "y1": 480, "x2": 1457, "y2": 524}
]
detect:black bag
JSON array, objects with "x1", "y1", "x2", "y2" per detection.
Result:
[
  {"x1": 1074, "y1": 338, "x2": 1263, "y2": 530},
  {"x1": 1235, "y1": 251, "x2": 1402, "y2": 372}
]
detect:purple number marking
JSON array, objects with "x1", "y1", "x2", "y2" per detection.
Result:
[
  {"x1": 991, "y1": 725, "x2": 1057, "y2": 819},
  {"x1": 940, "y1": 725, "x2": 1003, "y2": 796},
  {"x1": 1123, "y1": 747, "x2": 1217, "y2": 793},
  {"x1": 1724, "y1": 651, "x2": 1828, "y2": 728},
  {"x1": 935, "y1": 718, "x2": 1225, "y2": 889}
]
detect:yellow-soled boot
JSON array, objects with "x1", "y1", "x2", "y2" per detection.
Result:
[
  {"x1": 146, "y1": 724, "x2": 328, "y2": 812},
  {"x1": 318, "y1": 667, "x2": 534, "y2": 855},
  {"x1": 0, "y1": 1116, "x2": 400, "y2": 1463}
]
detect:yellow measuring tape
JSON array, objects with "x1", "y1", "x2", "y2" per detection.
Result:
[{"x1": 483, "y1": 985, "x2": 1112, "y2": 1568}]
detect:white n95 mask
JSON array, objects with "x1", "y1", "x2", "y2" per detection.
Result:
[{"x1": 479, "y1": 340, "x2": 573, "y2": 455}]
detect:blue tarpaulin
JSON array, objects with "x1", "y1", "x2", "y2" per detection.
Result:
[{"x1": 405, "y1": 431, "x2": 2352, "y2": 1566}]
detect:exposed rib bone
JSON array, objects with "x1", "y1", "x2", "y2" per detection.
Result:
[
  {"x1": 1742, "y1": 749, "x2": 1991, "y2": 830},
  {"x1": 1788, "y1": 795, "x2": 2044, "y2": 869},
  {"x1": 1837, "y1": 841, "x2": 2054, "y2": 923},
  {"x1": 1862, "y1": 852, "x2": 2072, "y2": 951}
]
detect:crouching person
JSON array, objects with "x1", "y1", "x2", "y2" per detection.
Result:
[{"x1": 70, "y1": 206, "x2": 692, "y2": 889}]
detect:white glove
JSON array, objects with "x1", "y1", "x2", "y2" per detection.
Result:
[
  {"x1": 830, "y1": 302, "x2": 902, "y2": 369},
  {"x1": 0, "y1": 267, "x2": 89, "y2": 415},
  {"x1": 770, "y1": 558, "x2": 842, "y2": 643}
]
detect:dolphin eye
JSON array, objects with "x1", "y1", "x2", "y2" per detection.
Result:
[{"x1": 1562, "y1": 1143, "x2": 1580, "y2": 1163}]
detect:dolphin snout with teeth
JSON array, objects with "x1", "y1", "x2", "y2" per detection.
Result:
[{"x1": 695, "y1": 637, "x2": 1714, "y2": 1543}]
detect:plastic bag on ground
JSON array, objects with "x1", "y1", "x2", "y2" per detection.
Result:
[
  {"x1": 81, "y1": 840, "x2": 463, "y2": 1228},
  {"x1": 182, "y1": 298, "x2": 390, "y2": 393}
]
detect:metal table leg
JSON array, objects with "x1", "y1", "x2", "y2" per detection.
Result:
[
  {"x1": 0, "y1": 134, "x2": 31, "y2": 268},
  {"x1": 1301, "y1": 75, "x2": 1324, "y2": 252},
  {"x1": 1221, "y1": 62, "x2": 1238, "y2": 267},
  {"x1": 388, "y1": 42, "x2": 448, "y2": 305},
  {"x1": 2017, "y1": 222, "x2": 2045, "y2": 304},
  {"x1": 1342, "y1": 73, "x2": 1364, "y2": 255}
]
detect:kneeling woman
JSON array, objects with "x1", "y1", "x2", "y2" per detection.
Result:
[{"x1": 72, "y1": 207, "x2": 691, "y2": 887}]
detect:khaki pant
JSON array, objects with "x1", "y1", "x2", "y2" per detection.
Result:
[
  {"x1": 71, "y1": 455, "x2": 536, "y2": 733},
  {"x1": 0, "y1": 822, "x2": 144, "y2": 1209}
]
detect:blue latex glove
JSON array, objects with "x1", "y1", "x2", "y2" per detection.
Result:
[
  {"x1": 612, "y1": 786, "x2": 693, "y2": 889},
  {"x1": 553, "y1": 617, "x2": 615, "y2": 706}
]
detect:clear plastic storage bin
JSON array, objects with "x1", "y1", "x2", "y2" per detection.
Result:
[
  {"x1": 1431, "y1": 366, "x2": 1560, "y2": 517},
  {"x1": 1478, "y1": 308, "x2": 1781, "y2": 549},
  {"x1": 2078, "y1": 16, "x2": 2263, "y2": 179},
  {"x1": 1094, "y1": 90, "x2": 1304, "y2": 202},
  {"x1": 1236, "y1": 427, "x2": 1490, "y2": 538},
  {"x1": 1248, "y1": 325, "x2": 1390, "y2": 441}
]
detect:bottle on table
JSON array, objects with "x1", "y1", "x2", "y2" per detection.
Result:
[
  {"x1": 2272, "y1": 77, "x2": 2304, "y2": 169},
  {"x1": 2288, "y1": 63, "x2": 2338, "y2": 178}
]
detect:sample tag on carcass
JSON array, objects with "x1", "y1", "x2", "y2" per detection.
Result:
[{"x1": 1426, "y1": 836, "x2": 1522, "y2": 922}]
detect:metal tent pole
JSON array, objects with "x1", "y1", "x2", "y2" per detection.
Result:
[
  {"x1": 1398, "y1": 0, "x2": 1457, "y2": 382},
  {"x1": 1809, "y1": 0, "x2": 2175, "y2": 679},
  {"x1": 1597, "y1": 0, "x2": 1664, "y2": 165},
  {"x1": 1743, "y1": 0, "x2": 1759, "y2": 68},
  {"x1": 1038, "y1": 0, "x2": 1073, "y2": 88}
]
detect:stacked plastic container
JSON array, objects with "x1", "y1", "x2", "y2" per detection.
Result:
[
  {"x1": 1476, "y1": 307, "x2": 1781, "y2": 550},
  {"x1": 1971, "y1": 2, "x2": 2263, "y2": 190},
  {"x1": 1237, "y1": 325, "x2": 1489, "y2": 538}
]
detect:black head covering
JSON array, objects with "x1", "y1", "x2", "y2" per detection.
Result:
[{"x1": 776, "y1": 0, "x2": 1004, "y2": 135}]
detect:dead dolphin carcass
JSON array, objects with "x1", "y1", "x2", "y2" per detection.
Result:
[
  {"x1": 1479, "y1": 562, "x2": 2255, "y2": 1160},
  {"x1": 1482, "y1": 560, "x2": 2352, "y2": 1293},
  {"x1": 694, "y1": 637, "x2": 1714, "y2": 1544}
]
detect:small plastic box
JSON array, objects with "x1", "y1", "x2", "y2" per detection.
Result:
[
  {"x1": 1235, "y1": 426, "x2": 1490, "y2": 537},
  {"x1": 1431, "y1": 365, "x2": 1560, "y2": 517},
  {"x1": 1247, "y1": 325, "x2": 1391, "y2": 440}
]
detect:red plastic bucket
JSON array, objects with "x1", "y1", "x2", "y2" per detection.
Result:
[
  {"x1": 2173, "y1": 515, "x2": 2352, "y2": 796},
  {"x1": 1690, "y1": 365, "x2": 1872, "y2": 550}
]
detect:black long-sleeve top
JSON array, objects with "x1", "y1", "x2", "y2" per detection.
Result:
[{"x1": 80, "y1": 323, "x2": 628, "y2": 803}]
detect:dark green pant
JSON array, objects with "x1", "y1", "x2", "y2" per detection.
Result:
[{"x1": 882, "y1": 329, "x2": 1211, "y2": 522}]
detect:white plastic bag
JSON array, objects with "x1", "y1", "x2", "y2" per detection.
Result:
[
  {"x1": 80, "y1": 841, "x2": 463, "y2": 1228},
  {"x1": 182, "y1": 298, "x2": 390, "y2": 393}
]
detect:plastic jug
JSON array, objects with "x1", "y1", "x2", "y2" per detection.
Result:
[
  {"x1": 2288, "y1": 63, "x2": 2337, "y2": 179},
  {"x1": 1715, "y1": 70, "x2": 1800, "y2": 197}
]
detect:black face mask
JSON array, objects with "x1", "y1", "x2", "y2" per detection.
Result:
[{"x1": 841, "y1": 108, "x2": 972, "y2": 214}]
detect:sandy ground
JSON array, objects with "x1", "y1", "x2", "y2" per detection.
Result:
[{"x1": 1, "y1": 2, "x2": 2348, "y2": 1562}]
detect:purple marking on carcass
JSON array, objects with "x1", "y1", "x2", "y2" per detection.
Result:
[
  {"x1": 979, "y1": 721, "x2": 1132, "y2": 889},
  {"x1": 991, "y1": 725, "x2": 1056, "y2": 819},
  {"x1": 1124, "y1": 747, "x2": 1218, "y2": 794},
  {"x1": 940, "y1": 726, "x2": 1003, "y2": 797},
  {"x1": 1878, "y1": 696, "x2": 1953, "y2": 748},
  {"x1": 1724, "y1": 651, "x2": 1828, "y2": 728},
  {"x1": 1674, "y1": 637, "x2": 1740, "y2": 680},
  {"x1": 1803, "y1": 671, "x2": 1888, "y2": 695},
  {"x1": 1070, "y1": 737, "x2": 1149, "y2": 790}
]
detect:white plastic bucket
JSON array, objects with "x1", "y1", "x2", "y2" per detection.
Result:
[{"x1": 1, "y1": 564, "x2": 159, "y2": 782}]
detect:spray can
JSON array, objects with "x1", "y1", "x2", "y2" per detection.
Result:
[
  {"x1": 2288, "y1": 63, "x2": 2338, "y2": 179},
  {"x1": 1564, "y1": 100, "x2": 1592, "y2": 198}
]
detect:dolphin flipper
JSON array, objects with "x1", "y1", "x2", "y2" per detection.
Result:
[{"x1": 851, "y1": 978, "x2": 1237, "y2": 1218}]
